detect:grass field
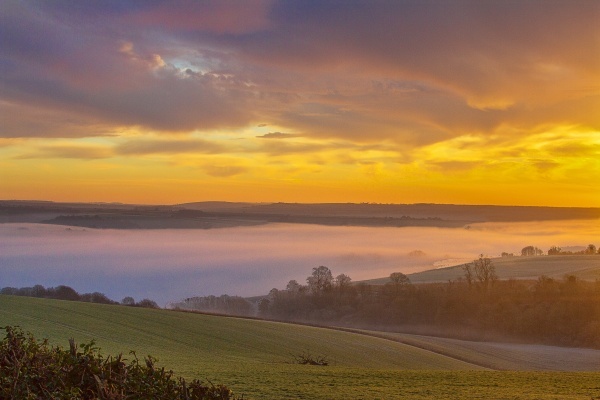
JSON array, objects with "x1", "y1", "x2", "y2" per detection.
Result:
[
  {"x1": 2, "y1": 295, "x2": 600, "y2": 399},
  {"x1": 365, "y1": 255, "x2": 600, "y2": 285},
  {"x1": 353, "y1": 330, "x2": 600, "y2": 372}
]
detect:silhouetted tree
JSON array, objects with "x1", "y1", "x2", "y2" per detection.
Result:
[
  {"x1": 121, "y1": 296, "x2": 136, "y2": 306},
  {"x1": 585, "y1": 244, "x2": 597, "y2": 254},
  {"x1": 52, "y1": 285, "x2": 80, "y2": 301},
  {"x1": 548, "y1": 246, "x2": 562, "y2": 255},
  {"x1": 521, "y1": 246, "x2": 542, "y2": 256},
  {"x1": 258, "y1": 298, "x2": 270, "y2": 315},
  {"x1": 137, "y1": 299, "x2": 159, "y2": 309},
  {"x1": 307, "y1": 266, "x2": 333, "y2": 294},
  {"x1": 462, "y1": 264, "x2": 474, "y2": 287},
  {"x1": 286, "y1": 280, "x2": 303, "y2": 293},
  {"x1": 472, "y1": 255, "x2": 497, "y2": 290},
  {"x1": 335, "y1": 274, "x2": 352, "y2": 289}
]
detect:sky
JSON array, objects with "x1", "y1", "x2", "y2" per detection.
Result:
[{"x1": 1, "y1": 0, "x2": 599, "y2": 206}]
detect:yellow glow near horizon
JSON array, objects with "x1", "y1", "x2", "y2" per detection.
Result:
[{"x1": 1, "y1": 123, "x2": 598, "y2": 207}]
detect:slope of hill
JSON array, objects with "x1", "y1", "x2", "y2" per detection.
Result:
[
  {"x1": 365, "y1": 255, "x2": 600, "y2": 285},
  {"x1": 179, "y1": 202, "x2": 600, "y2": 222},
  {"x1": 351, "y1": 330, "x2": 600, "y2": 371},
  {"x1": 2, "y1": 295, "x2": 600, "y2": 399},
  {"x1": 3, "y1": 200, "x2": 600, "y2": 229}
]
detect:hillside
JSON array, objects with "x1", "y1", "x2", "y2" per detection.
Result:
[
  {"x1": 351, "y1": 330, "x2": 600, "y2": 371},
  {"x1": 2, "y1": 200, "x2": 600, "y2": 229},
  {"x1": 2, "y1": 296, "x2": 600, "y2": 399},
  {"x1": 364, "y1": 255, "x2": 600, "y2": 285}
]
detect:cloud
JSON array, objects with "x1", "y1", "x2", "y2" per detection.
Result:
[
  {"x1": 16, "y1": 144, "x2": 112, "y2": 160},
  {"x1": 256, "y1": 132, "x2": 299, "y2": 139},
  {"x1": 115, "y1": 138, "x2": 226, "y2": 155},
  {"x1": 3, "y1": 1, "x2": 597, "y2": 144},
  {"x1": 203, "y1": 165, "x2": 248, "y2": 177},
  {"x1": 128, "y1": 1, "x2": 273, "y2": 34},
  {"x1": 0, "y1": 0, "x2": 598, "y2": 205},
  {"x1": 0, "y1": 101, "x2": 117, "y2": 139}
]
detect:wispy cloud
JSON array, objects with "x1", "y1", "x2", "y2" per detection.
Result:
[
  {"x1": 256, "y1": 132, "x2": 300, "y2": 139},
  {"x1": 203, "y1": 164, "x2": 248, "y2": 177},
  {"x1": 16, "y1": 144, "x2": 112, "y2": 160},
  {"x1": 115, "y1": 139, "x2": 226, "y2": 155}
]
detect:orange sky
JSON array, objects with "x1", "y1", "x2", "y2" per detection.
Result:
[{"x1": 1, "y1": 1, "x2": 599, "y2": 206}]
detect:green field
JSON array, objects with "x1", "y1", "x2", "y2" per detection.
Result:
[
  {"x1": 353, "y1": 330, "x2": 600, "y2": 372},
  {"x1": 2, "y1": 295, "x2": 600, "y2": 399}
]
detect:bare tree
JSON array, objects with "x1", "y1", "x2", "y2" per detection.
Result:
[{"x1": 472, "y1": 255, "x2": 497, "y2": 290}]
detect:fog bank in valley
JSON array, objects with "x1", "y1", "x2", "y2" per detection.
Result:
[{"x1": 1, "y1": 220, "x2": 599, "y2": 305}]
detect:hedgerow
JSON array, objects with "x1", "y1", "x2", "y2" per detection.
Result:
[{"x1": 0, "y1": 326, "x2": 239, "y2": 399}]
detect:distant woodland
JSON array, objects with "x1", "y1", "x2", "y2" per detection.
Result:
[
  {"x1": 0, "y1": 285, "x2": 158, "y2": 309},
  {"x1": 3, "y1": 200, "x2": 600, "y2": 229},
  {"x1": 173, "y1": 251, "x2": 600, "y2": 349}
]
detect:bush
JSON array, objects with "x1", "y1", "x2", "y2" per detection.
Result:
[{"x1": 0, "y1": 326, "x2": 239, "y2": 399}]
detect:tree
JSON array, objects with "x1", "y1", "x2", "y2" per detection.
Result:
[
  {"x1": 137, "y1": 299, "x2": 159, "y2": 309},
  {"x1": 472, "y1": 255, "x2": 497, "y2": 290},
  {"x1": 462, "y1": 264, "x2": 474, "y2": 286},
  {"x1": 286, "y1": 280, "x2": 303, "y2": 293},
  {"x1": 585, "y1": 244, "x2": 597, "y2": 254},
  {"x1": 548, "y1": 246, "x2": 562, "y2": 255},
  {"x1": 306, "y1": 266, "x2": 333, "y2": 294},
  {"x1": 521, "y1": 246, "x2": 542, "y2": 256},
  {"x1": 388, "y1": 272, "x2": 411, "y2": 295},
  {"x1": 389, "y1": 272, "x2": 410, "y2": 286},
  {"x1": 51, "y1": 285, "x2": 80, "y2": 301},
  {"x1": 258, "y1": 298, "x2": 270, "y2": 315},
  {"x1": 121, "y1": 296, "x2": 135, "y2": 306},
  {"x1": 335, "y1": 274, "x2": 352, "y2": 289}
]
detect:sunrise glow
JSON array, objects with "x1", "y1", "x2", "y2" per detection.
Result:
[{"x1": 1, "y1": 1, "x2": 598, "y2": 206}]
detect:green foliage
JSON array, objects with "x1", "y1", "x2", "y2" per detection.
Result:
[{"x1": 0, "y1": 326, "x2": 238, "y2": 400}]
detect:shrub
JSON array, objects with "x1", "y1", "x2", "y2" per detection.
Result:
[
  {"x1": 292, "y1": 350, "x2": 329, "y2": 366},
  {"x1": 0, "y1": 326, "x2": 239, "y2": 399}
]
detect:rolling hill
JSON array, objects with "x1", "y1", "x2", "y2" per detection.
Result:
[
  {"x1": 2, "y1": 295, "x2": 600, "y2": 399},
  {"x1": 364, "y1": 254, "x2": 600, "y2": 285}
]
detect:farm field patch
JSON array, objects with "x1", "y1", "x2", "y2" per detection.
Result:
[{"x1": 1, "y1": 295, "x2": 599, "y2": 399}]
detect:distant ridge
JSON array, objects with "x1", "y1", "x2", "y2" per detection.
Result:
[
  {"x1": 2, "y1": 200, "x2": 599, "y2": 229},
  {"x1": 178, "y1": 202, "x2": 600, "y2": 222}
]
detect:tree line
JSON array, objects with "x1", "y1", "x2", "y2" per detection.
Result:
[
  {"x1": 176, "y1": 258, "x2": 600, "y2": 349},
  {"x1": 510, "y1": 243, "x2": 600, "y2": 257},
  {"x1": 260, "y1": 260, "x2": 600, "y2": 348},
  {"x1": 0, "y1": 284, "x2": 159, "y2": 309}
]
